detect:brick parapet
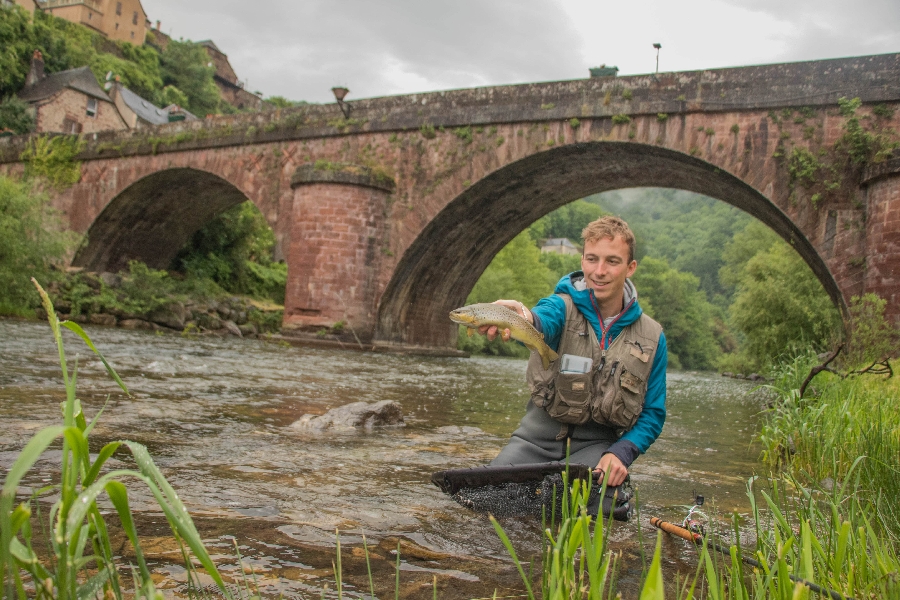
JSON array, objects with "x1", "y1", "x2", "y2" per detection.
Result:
[{"x1": 2, "y1": 52, "x2": 898, "y2": 164}]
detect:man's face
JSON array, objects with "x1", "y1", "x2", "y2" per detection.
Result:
[{"x1": 581, "y1": 235, "x2": 637, "y2": 312}]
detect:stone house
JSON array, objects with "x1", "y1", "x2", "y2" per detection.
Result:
[
  {"x1": 37, "y1": 0, "x2": 147, "y2": 45},
  {"x1": 541, "y1": 238, "x2": 581, "y2": 255},
  {"x1": 2, "y1": 0, "x2": 39, "y2": 12},
  {"x1": 17, "y1": 51, "x2": 126, "y2": 134},
  {"x1": 198, "y1": 40, "x2": 268, "y2": 111}
]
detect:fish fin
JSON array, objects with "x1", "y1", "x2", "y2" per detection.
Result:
[{"x1": 466, "y1": 328, "x2": 473, "y2": 337}]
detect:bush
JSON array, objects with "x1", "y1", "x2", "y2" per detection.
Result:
[
  {"x1": 0, "y1": 95, "x2": 34, "y2": 134},
  {"x1": 844, "y1": 293, "x2": 897, "y2": 367},
  {"x1": 0, "y1": 176, "x2": 77, "y2": 315}
]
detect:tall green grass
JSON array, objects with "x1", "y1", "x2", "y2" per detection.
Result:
[
  {"x1": 0, "y1": 280, "x2": 229, "y2": 599},
  {"x1": 759, "y1": 352, "x2": 900, "y2": 540}
]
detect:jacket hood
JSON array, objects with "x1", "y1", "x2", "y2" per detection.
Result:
[{"x1": 554, "y1": 271, "x2": 644, "y2": 345}]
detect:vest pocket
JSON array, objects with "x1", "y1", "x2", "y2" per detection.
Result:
[
  {"x1": 591, "y1": 360, "x2": 644, "y2": 430},
  {"x1": 544, "y1": 371, "x2": 592, "y2": 424}
]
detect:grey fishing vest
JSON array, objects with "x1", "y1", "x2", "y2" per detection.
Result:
[{"x1": 526, "y1": 293, "x2": 663, "y2": 434}]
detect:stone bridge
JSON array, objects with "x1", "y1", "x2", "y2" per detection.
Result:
[{"x1": 2, "y1": 53, "x2": 899, "y2": 350}]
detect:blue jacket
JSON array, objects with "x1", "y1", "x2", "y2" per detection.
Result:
[{"x1": 530, "y1": 272, "x2": 667, "y2": 467}]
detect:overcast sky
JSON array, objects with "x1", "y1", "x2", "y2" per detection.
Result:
[{"x1": 146, "y1": 0, "x2": 899, "y2": 104}]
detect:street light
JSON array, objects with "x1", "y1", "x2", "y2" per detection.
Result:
[
  {"x1": 653, "y1": 43, "x2": 662, "y2": 74},
  {"x1": 332, "y1": 87, "x2": 350, "y2": 118}
]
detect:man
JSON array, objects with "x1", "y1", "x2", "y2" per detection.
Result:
[{"x1": 480, "y1": 216, "x2": 667, "y2": 486}]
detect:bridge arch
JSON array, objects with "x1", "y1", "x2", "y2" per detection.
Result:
[
  {"x1": 73, "y1": 167, "x2": 256, "y2": 272},
  {"x1": 375, "y1": 141, "x2": 841, "y2": 348}
]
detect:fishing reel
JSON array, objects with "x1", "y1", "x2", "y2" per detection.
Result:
[{"x1": 683, "y1": 491, "x2": 706, "y2": 536}]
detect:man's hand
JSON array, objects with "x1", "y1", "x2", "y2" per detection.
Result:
[
  {"x1": 594, "y1": 453, "x2": 628, "y2": 487},
  {"x1": 477, "y1": 299, "x2": 531, "y2": 341}
]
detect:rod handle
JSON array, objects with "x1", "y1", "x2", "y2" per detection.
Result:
[{"x1": 649, "y1": 517, "x2": 702, "y2": 544}]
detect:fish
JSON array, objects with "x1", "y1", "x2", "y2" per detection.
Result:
[{"x1": 449, "y1": 303, "x2": 559, "y2": 369}]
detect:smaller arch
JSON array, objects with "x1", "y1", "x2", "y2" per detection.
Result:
[{"x1": 73, "y1": 168, "x2": 250, "y2": 272}]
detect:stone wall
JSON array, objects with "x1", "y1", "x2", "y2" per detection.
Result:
[{"x1": 36, "y1": 88, "x2": 126, "y2": 134}]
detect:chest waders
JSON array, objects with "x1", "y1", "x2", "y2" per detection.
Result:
[{"x1": 526, "y1": 293, "x2": 663, "y2": 441}]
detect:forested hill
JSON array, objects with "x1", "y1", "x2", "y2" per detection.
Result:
[{"x1": 463, "y1": 189, "x2": 842, "y2": 373}]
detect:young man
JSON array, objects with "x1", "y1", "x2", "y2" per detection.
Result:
[{"x1": 480, "y1": 216, "x2": 667, "y2": 486}]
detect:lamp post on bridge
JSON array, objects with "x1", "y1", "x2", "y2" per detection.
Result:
[
  {"x1": 653, "y1": 43, "x2": 662, "y2": 74},
  {"x1": 332, "y1": 87, "x2": 351, "y2": 119}
]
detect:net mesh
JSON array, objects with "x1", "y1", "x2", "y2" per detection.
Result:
[{"x1": 433, "y1": 463, "x2": 633, "y2": 521}]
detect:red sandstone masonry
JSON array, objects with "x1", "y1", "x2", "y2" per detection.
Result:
[{"x1": 0, "y1": 62, "x2": 898, "y2": 345}]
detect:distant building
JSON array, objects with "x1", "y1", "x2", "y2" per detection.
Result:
[
  {"x1": 541, "y1": 238, "x2": 581, "y2": 255},
  {"x1": 198, "y1": 40, "x2": 269, "y2": 111},
  {"x1": 2, "y1": 0, "x2": 39, "y2": 12},
  {"x1": 106, "y1": 81, "x2": 197, "y2": 128},
  {"x1": 18, "y1": 51, "x2": 126, "y2": 134},
  {"x1": 37, "y1": 0, "x2": 148, "y2": 45}
]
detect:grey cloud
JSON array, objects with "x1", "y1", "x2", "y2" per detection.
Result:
[{"x1": 152, "y1": 0, "x2": 585, "y2": 102}]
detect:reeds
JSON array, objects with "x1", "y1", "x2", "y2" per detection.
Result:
[{"x1": 0, "y1": 280, "x2": 229, "y2": 599}]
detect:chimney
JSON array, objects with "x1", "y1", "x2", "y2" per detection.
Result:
[
  {"x1": 25, "y1": 50, "x2": 45, "y2": 87},
  {"x1": 156, "y1": 20, "x2": 161, "y2": 30}
]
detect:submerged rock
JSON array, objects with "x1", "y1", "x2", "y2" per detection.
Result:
[{"x1": 291, "y1": 400, "x2": 404, "y2": 431}]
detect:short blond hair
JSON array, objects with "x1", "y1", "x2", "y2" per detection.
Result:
[{"x1": 581, "y1": 216, "x2": 636, "y2": 262}]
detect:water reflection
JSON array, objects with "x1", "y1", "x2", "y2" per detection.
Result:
[{"x1": 0, "y1": 320, "x2": 764, "y2": 598}]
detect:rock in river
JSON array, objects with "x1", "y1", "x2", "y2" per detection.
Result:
[{"x1": 291, "y1": 400, "x2": 404, "y2": 431}]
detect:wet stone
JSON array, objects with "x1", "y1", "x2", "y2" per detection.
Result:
[
  {"x1": 88, "y1": 313, "x2": 117, "y2": 327},
  {"x1": 290, "y1": 400, "x2": 404, "y2": 430}
]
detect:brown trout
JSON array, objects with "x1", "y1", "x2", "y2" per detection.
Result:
[{"x1": 449, "y1": 303, "x2": 559, "y2": 369}]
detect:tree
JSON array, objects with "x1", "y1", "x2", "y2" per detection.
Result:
[
  {"x1": 466, "y1": 232, "x2": 555, "y2": 308},
  {"x1": 728, "y1": 242, "x2": 841, "y2": 369},
  {"x1": 0, "y1": 95, "x2": 34, "y2": 134},
  {"x1": 529, "y1": 199, "x2": 604, "y2": 244},
  {"x1": 171, "y1": 201, "x2": 286, "y2": 303},
  {"x1": 631, "y1": 256, "x2": 719, "y2": 370},
  {"x1": 0, "y1": 176, "x2": 78, "y2": 315},
  {"x1": 0, "y1": 4, "x2": 34, "y2": 97},
  {"x1": 159, "y1": 39, "x2": 221, "y2": 116}
]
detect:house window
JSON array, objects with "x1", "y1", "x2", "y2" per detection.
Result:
[
  {"x1": 86, "y1": 98, "x2": 98, "y2": 117},
  {"x1": 130, "y1": 31, "x2": 134, "y2": 39},
  {"x1": 115, "y1": 1, "x2": 122, "y2": 15},
  {"x1": 115, "y1": 22, "x2": 119, "y2": 30},
  {"x1": 132, "y1": 11, "x2": 138, "y2": 24}
]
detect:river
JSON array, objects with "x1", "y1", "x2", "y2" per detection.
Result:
[{"x1": 0, "y1": 319, "x2": 764, "y2": 598}]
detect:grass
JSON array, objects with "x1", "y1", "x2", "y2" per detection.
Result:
[{"x1": 1, "y1": 280, "x2": 230, "y2": 599}]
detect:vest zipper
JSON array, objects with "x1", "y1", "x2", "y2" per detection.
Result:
[{"x1": 589, "y1": 292, "x2": 635, "y2": 355}]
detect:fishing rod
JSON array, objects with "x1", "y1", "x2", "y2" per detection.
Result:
[{"x1": 649, "y1": 516, "x2": 854, "y2": 600}]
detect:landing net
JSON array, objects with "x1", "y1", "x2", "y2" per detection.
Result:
[{"x1": 431, "y1": 462, "x2": 633, "y2": 521}]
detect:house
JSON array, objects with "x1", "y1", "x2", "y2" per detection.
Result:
[
  {"x1": 198, "y1": 40, "x2": 268, "y2": 111},
  {"x1": 107, "y1": 81, "x2": 197, "y2": 128},
  {"x1": 37, "y1": 0, "x2": 148, "y2": 45},
  {"x1": 18, "y1": 51, "x2": 126, "y2": 134},
  {"x1": 541, "y1": 238, "x2": 581, "y2": 255},
  {"x1": 2, "y1": 0, "x2": 39, "y2": 12}
]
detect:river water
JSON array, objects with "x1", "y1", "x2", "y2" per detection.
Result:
[{"x1": 0, "y1": 319, "x2": 764, "y2": 598}]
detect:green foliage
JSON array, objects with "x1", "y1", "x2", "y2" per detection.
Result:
[
  {"x1": 632, "y1": 257, "x2": 719, "y2": 370},
  {"x1": 419, "y1": 123, "x2": 436, "y2": 139},
  {"x1": 0, "y1": 176, "x2": 77, "y2": 315},
  {"x1": 453, "y1": 126, "x2": 473, "y2": 144},
  {"x1": 728, "y1": 242, "x2": 841, "y2": 370},
  {"x1": 835, "y1": 96, "x2": 900, "y2": 165},
  {"x1": 172, "y1": 201, "x2": 286, "y2": 304},
  {"x1": 265, "y1": 95, "x2": 308, "y2": 108},
  {"x1": 0, "y1": 4, "x2": 33, "y2": 96},
  {"x1": 872, "y1": 103, "x2": 895, "y2": 119},
  {"x1": 19, "y1": 134, "x2": 84, "y2": 189},
  {"x1": 529, "y1": 199, "x2": 604, "y2": 243},
  {"x1": 569, "y1": 117, "x2": 580, "y2": 128},
  {"x1": 656, "y1": 113, "x2": 668, "y2": 122},
  {"x1": 0, "y1": 95, "x2": 34, "y2": 134},
  {"x1": 621, "y1": 88, "x2": 632, "y2": 100},
  {"x1": 539, "y1": 251, "x2": 582, "y2": 283},
  {"x1": 611, "y1": 114, "x2": 631, "y2": 125},
  {"x1": 90, "y1": 42, "x2": 162, "y2": 101},
  {"x1": 593, "y1": 189, "x2": 753, "y2": 306},
  {"x1": 844, "y1": 293, "x2": 897, "y2": 367},
  {"x1": 467, "y1": 232, "x2": 554, "y2": 309},
  {"x1": 730, "y1": 123, "x2": 740, "y2": 134},
  {"x1": 0, "y1": 282, "x2": 230, "y2": 599},
  {"x1": 718, "y1": 220, "x2": 780, "y2": 297},
  {"x1": 786, "y1": 146, "x2": 822, "y2": 188},
  {"x1": 159, "y1": 39, "x2": 221, "y2": 116},
  {"x1": 159, "y1": 83, "x2": 188, "y2": 107}
]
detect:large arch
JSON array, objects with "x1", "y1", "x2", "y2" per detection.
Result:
[
  {"x1": 73, "y1": 168, "x2": 251, "y2": 272},
  {"x1": 375, "y1": 141, "x2": 840, "y2": 348}
]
